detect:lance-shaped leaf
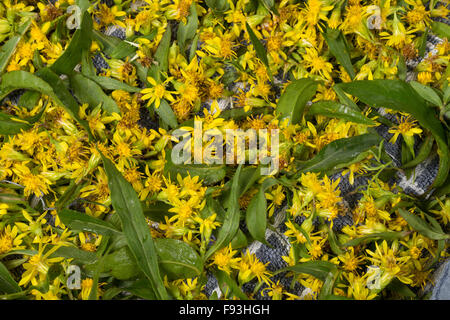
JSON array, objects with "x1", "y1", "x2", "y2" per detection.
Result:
[
  {"x1": 398, "y1": 208, "x2": 449, "y2": 240},
  {"x1": 0, "y1": 112, "x2": 32, "y2": 135},
  {"x1": 276, "y1": 78, "x2": 318, "y2": 125},
  {"x1": 342, "y1": 231, "x2": 410, "y2": 247},
  {"x1": 0, "y1": 18, "x2": 32, "y2": 75},
  {"x1": 70, "y1": 73, "x2": 120, "y2": 114},
  {"x1": 84, "y1": 74, "x2": 140, "y2": 93},
  {"x1": 296, "y1": 134, "x2": 381, "y2": 174},
  {"x1": 177, "y1": 3, "x2": 198, "y2": 53},
  {"x1": 102, "y1": 247, "x2": 140, "y2": 280},
  {"x1": 100, "y1": 154, "x2": 169, "y2": 300},
  {"x1": 308, "y1": 100, "x2": 376, "y2": 125},
  {"x1": 59, "y1": 208, "x2": 122, "y2": 236},
  {"x1": 205, "y1": 165, "x2": 242, "y2": 260},
  {"x1": 0, "y1": 69, "x2": 93, "y2": 138},
  {"x1": 54, "y1": 180, "x2": 88, "y2": 211},
  {"x1": 245, "y1": 178, "x2": 278, "y2": 244},
  {"x1": 431, "y1": 21, "x2": 450, "y2": 40},
  {"x1": 51, "y1": 246, "x2": 98, "y2": 265},
  {"x1": 50, "y1": 11, "x2": 92, "y2": 75},
  {"x1": 154, "y1": 26, "x2": 172, "y2": 73},
  {"x1": 281, "y1": 261, "x2": 337, "y2": 282},
  {"x1": 154, "y1": 238, "x2": 203, "y2": 280},
  {"x1": 323, "y1": 28, "x2": 355, "y2": 79},
  {"x1": 18, "y1": 90, "x2": 41, "y2": 111},
  {"x1": 0, "y1": 261, "x2": 21, "y2": 294},
  {"x1": 36, "y1": 68, "x2": 94, "y2": 140},
  {"x1": 245, "y1": 22, "x2": 273, "y2": 82},
  {"x1": 214, "y1": 270, "x2": 249, "y2": 300},
  {"x1": 338, "y1": 80, "x2": 449, "y2": 188},
  {"x1": 155, "y1": 99, "x2": 178, "y2": 129},
  {"x1": 409, "y1": 81, "x2": 443, "y2": 107}
]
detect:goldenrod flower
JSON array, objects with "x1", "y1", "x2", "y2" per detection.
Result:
[
  {"x1": 388, "y1": 115, "x2": 422, "y2": 144},
  {"x1": 141, "y1": 77, "x2": 175, "y2": 108}
]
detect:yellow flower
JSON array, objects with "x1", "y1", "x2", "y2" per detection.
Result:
[
  {"x1": 0, "y1": 203, "x2": 8, "y2": 216},
  {"x1": 79, "y1": 233, "x2": 102, "y2": 252},
  {"x1": 141, "y1": 77, "x2": 175, "y2": 108},
  {"x1": 380, "y1": 13, "x2": 415, "y2": 49},
  {"x1": 12, "y1": 163, "x2": 52, "y2": 198},
  {"x1": 344, "y1": 272, "x2": 378, "y2": 300},
  {"x1": 0, "y1": 225, "x2": 26, "y2": 254},
  {"x1": 95, "y1": 4, "x2": 127, "y2": 28},
  {"x1": 19, "y1": 243, "x2": 64, "y2": 287},
  {"x1": 303, "y1": 47, "x2": 333, "y2": 80},
  {"x1": 193, "y1": 213, "x2": 220, "y2": 240},
  {"x1": 284, "y1": 219, "x2": 308, "y2": 244},
  {"x1": 366, "y1": 240, "x2": 413, "y2": 285},
  {"x1": 209, "y1": 244, "x2": 241, "y2": 275},
  {"x1": 337, "y1": 247, "x2": 364, "y2": 272},
  {"x1": 388, "y1": 115, "x2": 422, "y2": 144},
  {"x1": 238, "y1": 250, "x2": 272, "y2": 285}
]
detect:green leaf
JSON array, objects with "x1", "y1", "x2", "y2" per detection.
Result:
[
  {"x1": 84, "y1": 74, "x2": 140, "y2": 93},
  {"x1": 245, "y1": 22, "x2": 273, "y2": 82},
  {"x1": 418, "y1": 29, "x2": 429, "y2": 58},
  {"x1": 296, "y1": 134, "x2": 381, "y2": 174},
  {"x1": 204, "y1": 0, "x2": 230, "y2": 13},
  {"x1": 154, "y1": 27, "x2": 172, "y2": 73},
  {"x1": 318, "y1": 268, "x2": 339, "y2": 300},
  {"x1": 0, "y1": 112, "x2": 32, "y2": 135},
  {"x1": 0, "y1": 261, "x2": 21, "y2": 294},
  {"x1": 338, "y1": 80, "x2": 449, "y2": 188},
  {"x1": 100, "y1": 154, "x2": 169, "y2": 300},
  {"x1": 308, "y1": 101, "x2": 376, "y2": 125},
  {"x1": 36, "y1": 68, "x2": 94, "y2": 140},
  {"x1": 18, "y1": 90, "x2": 41, "y2": 111},
  {"x1": 154, "y1": 238, "x2": 203, "y2": 280},
  {"x1": 109, "y1": 41, "x2": 138, "y2": 60},
  {"x1": 245, "y1": 178, "x2": 277, "y2": 244},
  {"x1": 103, "y1": 247, "x2": 140, "y2": 280},
  {"x1": 143, "y1": 201, "x2": 173, "y2": 223},
  {"x1": 122, "y1": 278, "x2": 157, "y2": 299},
  {"x1": 177, "y1": 3, "x2": 198, "y2": 53},
  {"x1": 0, "y1": 18, "x2": 32, "y2": 75},
  {"x1": 342, "y1": 231, "x2": 409, "y2": 247},
  {"x1": 155, "y1": 99, "x2": 178, "y2": 129},
  {"x1": 54, "y1": 180, "x2": 87, "y2": 211},
  {"x1": 276, "y1": 78, "x2": 318, "y2": 125},
  {"x1": 431, "y1": 21, "x2": 450, "y2": 40},
  {"x1": 398, "y1": 208, "x2": 450, "y2": 240},
  {"x1": 205, "y1": 165, "x2": 242, "y2": 260},
  {"x1": 50, "y1": 11, "x2": 92, "y2": 75},
  {"x1": 230, "y1": 228, "x2": 248, "y2": 249},
  {"x1": 402, "y1": 135, "x2": 434, "y2": 169},
  {"x1": 259, "y1": 0, "x2": 279, "y2": 14},
  {"x1": 0, "y1": 70, "x2": 89, "y2": 137},
  {"x1": 76, "y1": 0, "x2": 91, "y2": 12},
  {"x1": 92, "y1": 30, "x2": 121, "y2": 54},
  {"x1": 70, "y1": 73, "x2": 120, "y2": 114},
  {"x1": 214, "y1": 270, "x2": 249, "y2": 300},
  {"x1": 164, "y1": 150, "x2": 226, "y2": 186},
  {"x1": 0, "y1": 70, "x2": 54, "y2": 98},
  {"x1": 189, "y1": 34, "x2": 199, "y2": 62},
  {"x1": 282, "y1": 261, "x2": 337, "y2": 282},
  {"x1": 59, "y1": 208, "x2": 122, "y2": 236},
  {"x1": 51, "y1": 246, "x2": 98, "y2": 265},
  {"x1": 410, "y1": 81, "x2": 443, "y2": 107},
  {"x1": 323, "y1": 28, "x2": 355, "y2": 79}
]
